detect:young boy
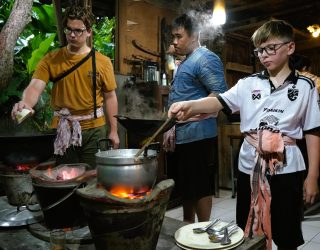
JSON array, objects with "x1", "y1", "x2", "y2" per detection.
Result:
[{"x1": 168, "y1": 19, "x2": 320, "y2": 250}]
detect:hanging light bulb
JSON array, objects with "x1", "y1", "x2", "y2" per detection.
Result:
[
  {"x1": 211, "y1": 0, "x2": 226, "y2": 25},
  {"x1": 307, "y1": 24, "x2": 320, "y2": 38}
]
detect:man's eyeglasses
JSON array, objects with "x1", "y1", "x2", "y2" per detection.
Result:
[
  {"x1": 64, "y1": 27, "x2": 87, "y2": 37},
  {"x1": 253, "y1": 41, "x2": 291, "y2": 57}
]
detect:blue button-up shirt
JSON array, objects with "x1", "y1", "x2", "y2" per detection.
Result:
[{"x1": 168, "y1": 47, "x2": 227, "y2": 144}]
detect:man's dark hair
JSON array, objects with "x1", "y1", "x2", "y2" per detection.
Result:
[
  {"x1": 62, "y1": 6, "x2": 96, "y2": 30},
  {"x1": 172, "y1": 13, "x2": 199, "y2": 36}
]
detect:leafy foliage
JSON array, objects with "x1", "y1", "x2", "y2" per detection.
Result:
[
  {"x1": 0, "y1": 1, "x2": 115, "y2": 132},
  {"x1": 0, "y1": 1, "x2": 59, "y2": 131},
  {"x1": 93, "y1": 16, "x2": 115, "y2": 60}
]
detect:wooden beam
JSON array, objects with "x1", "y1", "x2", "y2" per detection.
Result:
[
  {"x1": 224, "y1": 20, "x2": 265, "y2": 33},
  {"x1": 296, "y1": 39, "x2": 320, "y2": 51},
  {"x1": 225, "y1": 62, "x2": 254, "y2": 74},
  {"x1": 52, "y1": 0, "x2": 66, "y2": 46}
]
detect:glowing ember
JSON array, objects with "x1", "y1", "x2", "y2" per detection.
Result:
[
  {"x1": 14, "y1": 163, "x2": 36, "y2": 171},
  {"x1": 107, "y1": 185, "x2": 151, "y2": 199},
  {"x1": 44, "y1": 166, "x2": 85, "y2": 181}
]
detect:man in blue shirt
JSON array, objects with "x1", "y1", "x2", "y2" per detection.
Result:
[{"x1": 165, "y1": 13, "x2": 227, "y2": 222}]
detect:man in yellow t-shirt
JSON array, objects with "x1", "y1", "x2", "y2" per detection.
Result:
[{"x1": 11, "y1": 6, "x2": 119, "y2": 168}]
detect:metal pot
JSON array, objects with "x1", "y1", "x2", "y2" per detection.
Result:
[
  {"x1": 96, "y1": 139, "x2": 159, "y2": 192},
  {"x1": 115, "y1": 115, "x2": 176, "y2": 137},
  {"x1": 0, "y1": 132, "x2": 56, "y2": 165}
]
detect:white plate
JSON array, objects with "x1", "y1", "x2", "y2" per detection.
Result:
[{"x1": 174, "y1": 221, "x2": 244, "y2": 250}]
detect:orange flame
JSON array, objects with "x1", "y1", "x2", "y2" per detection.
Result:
[
  {"x1": 108, "y1": 185, "x2": 151, "y2": 199},
  {"x1": 15, "y1": 164, "x2": 32, "y2": 171}
]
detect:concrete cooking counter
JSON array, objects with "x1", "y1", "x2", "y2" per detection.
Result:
[{"x1": 0, "y1": 196, "x2": 265, "y2": 250}]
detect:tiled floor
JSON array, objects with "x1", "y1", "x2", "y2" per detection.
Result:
[{"x1": 165, "y1": 189, "x2": 320, "y2": 249}]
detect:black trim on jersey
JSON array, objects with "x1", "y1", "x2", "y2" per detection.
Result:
[
  {"x1": 217, "y1": 96, "x2": 232, "y2": 115},
  {"x1": 257, "y1": 70, "x2": 299, "y2": 86},
  {"x1": 299, "y1": 75, "x2": 315, "y2": 89},
  {"x1": 242, "y1": 72, "x2": 260, "y2": 80}
]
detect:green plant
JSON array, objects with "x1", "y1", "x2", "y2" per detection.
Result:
[
  {"x1": 93, "y1": 16, "x2": 115, "y2": 60},
  {"x1": 0, "y1": 1, "x2": 59, "y2": 131},
  {"x1": 0, "y1": 1, "x2": 115, "y2": 132}
]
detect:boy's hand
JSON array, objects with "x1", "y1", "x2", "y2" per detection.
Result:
[
  {"x1": 168, "y1": 101, "x2": 193, "y2": 121},
  {"x1": 303, "y1": 175, "x2": 319, "y2": 204}
]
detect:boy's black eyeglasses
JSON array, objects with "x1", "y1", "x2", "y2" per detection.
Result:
[
  {"x1": 253, "y1": 41, "x2": 291, "y2": 57},
  {"x1": 64, "y1": 27, "x2": 87, "y2": 36}
]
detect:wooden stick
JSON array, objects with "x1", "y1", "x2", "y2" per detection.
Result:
[{"x1": 135, "y1": 116, "x2": 175, "y2": 159}]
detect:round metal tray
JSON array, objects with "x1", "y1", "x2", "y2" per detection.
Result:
[{"x1": 0, "y1": 205, "x2": 43, "y2": 227}]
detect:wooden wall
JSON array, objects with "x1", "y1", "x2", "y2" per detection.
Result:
[{"x1": 116, "y1": 0, "x2": 176, "y2": 74}]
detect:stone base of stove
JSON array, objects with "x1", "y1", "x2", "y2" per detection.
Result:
[
  {"x1": 28, "y1": 222, "x2": 92, "y2": 244},
  {"x1": 76, "y1": 179, "x2": 175, "y2": 250},
  {"x1": 0, "y1": 194, "x2": 266, "y2": 250}
]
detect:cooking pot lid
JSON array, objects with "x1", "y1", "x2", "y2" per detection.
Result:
[{"x1": 0, "y1": 205, "x2": 43, "y2": 227}]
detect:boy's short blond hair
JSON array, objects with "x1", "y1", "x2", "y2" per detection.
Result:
[{"x1": 251, "y1": 19, "x2": 294, "y2": 47}]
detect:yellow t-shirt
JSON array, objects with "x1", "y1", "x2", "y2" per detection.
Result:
[{"x1": 32, "y1": 47, "x2": 117, "y2": 130}]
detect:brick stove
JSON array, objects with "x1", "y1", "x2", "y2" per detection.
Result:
[{"x1": 76, "y1": 179, "x2": 174, "y2": 250}]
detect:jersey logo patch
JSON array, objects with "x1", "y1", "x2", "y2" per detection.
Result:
[
  {"x1": 288, "y1": 87, "x2": 298, "y2": 101},
  {"x1": 252, "y1": 90, "x2": 261, "y2": 100}
]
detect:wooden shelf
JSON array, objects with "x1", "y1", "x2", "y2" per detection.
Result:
[{"x1": 226, "y1": 62, "x2": 254, "y2": 74}]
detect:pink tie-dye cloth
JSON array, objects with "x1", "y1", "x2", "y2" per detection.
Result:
[{"x1": 244, "y1": 130, "x2": 296, "y2": 250}]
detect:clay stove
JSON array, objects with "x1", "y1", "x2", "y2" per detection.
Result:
[
  {"x1": 76, "y1": 179, "x2": 174, "y2": 250},
  {"x1": 0, "y1": 162, "x2": 38, "y2": 206},
  {"x1": 29, "y1": 162, "x2": 94, "y2": 229}
]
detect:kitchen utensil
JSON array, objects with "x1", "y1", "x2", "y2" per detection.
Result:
[
  {"x1": 192, "y1": 218, "x2": 220, "y2": 233},
  {"x1": 208, "y1": 226, "x2": 239, "y2": 243},
  {"x1": 0, "y1": 132, "x2": 56, "y2": 166},
  {"x1": 174, "y1": 221, "x2": 244, "y2": 250},
  {"x1": 115, "y1": 115, "x2": 176, "y2": 137},
  {"x1": 206, "y1": 220, "x2": 235, "y2": 235},
  {"x1": 220, "y1": 227, "x2": 232, "y2": 245},
  {"x1": 96, "y1": 138, "x2": 159, "y2": 192},
  {"x1": 0, "y1": 205, "x2": 43, "y2": 227},
  {"x1": 208, "y1": 224, "x2": 238, "y2": 236},
  {"x1": 135, "y1": 116, "x2": 176, "y2": 158}
]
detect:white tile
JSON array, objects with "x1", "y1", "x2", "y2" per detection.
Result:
[
  {"x1": 303, "y1": 216, "x2": 320, "y2": 228},
  {"x1": 300, "y1": 241, "x2": 320, "y2": 250},
  {"x1": 213, "y1": 198, "x2": 236, "y2": 210},
  {"x1": 309, "y1": 232, "x2": 320, "y2": 243},
  {"x1": 302, "y1": 224, "x2": 320, "y2": 241}
]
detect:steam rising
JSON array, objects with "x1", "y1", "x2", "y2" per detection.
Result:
[
  {"x1": 119, "y1": 87, "x2": 166, "y2": 120},
  {"x1": 178, "y1": 2, "x2": 225, "y2": 46}
]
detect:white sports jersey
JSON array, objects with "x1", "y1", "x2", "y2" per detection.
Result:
[{"x1": 219, "y1": 70, "x2": 320, "y2": 175}]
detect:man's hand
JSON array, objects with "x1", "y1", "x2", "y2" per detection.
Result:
[
  {"x1": 303, "y1": 175, "x2": 319, "y2": 204},
  {"x1": 163, "y1": 126, "x2": 175, "y2": 152},
  {"x1": 11, "y1": 101, "x2": 35, "y2": 122}
]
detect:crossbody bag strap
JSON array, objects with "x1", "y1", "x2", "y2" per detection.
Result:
[
  {"x1": 91, "y1": 48, "x2": 97, "y2": 118},
  {"x1": 50, "y1": 48, "x2": 94, "y2": 83}
]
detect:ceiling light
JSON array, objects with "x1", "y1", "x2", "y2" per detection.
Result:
[
  {"x1": 212, "y1": 0, "x2": 226, "y2": 25},
  {"x1": 307, "y1": 24, "x2": 320, "y2": 38}
]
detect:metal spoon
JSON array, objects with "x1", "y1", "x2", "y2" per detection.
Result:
[
  {"x1": 208, "y1": 226, "x2": 238, "y2": 243},
  {"x1": 208, "y1": 224, "x2": 238, "y2": 236},
  {"x1": 220, "y1": 227, "x2": 232, "y2": 245},
  {"x1": 206, "y1": 220, "x2": 235, "y2": 235},
  {"x1": 192, "y1": 218, "x2": 220, "y2": 233}
]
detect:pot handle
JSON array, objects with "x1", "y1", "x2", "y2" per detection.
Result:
[
  {"x1": 26, "y1": 183, "x2": 83, "y2": 212},
  {"x1": 144, "y1": 142, "x2": 160, "y2": 156},
  {"x1": 97, "y1": 138, "x2": 113, "y2": 152},
  {"x1": 114, "y1": 114, "x2": 131, "y2": 120}
]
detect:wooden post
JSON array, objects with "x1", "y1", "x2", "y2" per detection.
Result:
[{"x1": 52, "y1": 0, "x2": 66, "y2": 46}]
